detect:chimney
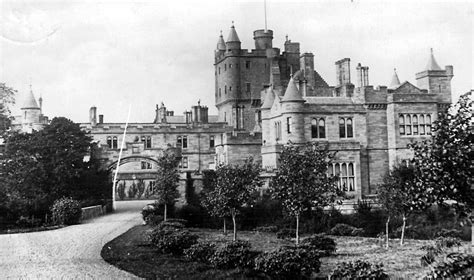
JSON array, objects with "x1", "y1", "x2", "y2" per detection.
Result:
[
  {"x1": 99, "y1": 114, "x2": 104, "y2": 124},
  {"x1": 89, "y1": 106, "x2": 97, "y2": 126},
  {"x1": 335, "y1": 58, "x2": 351, "y2": 86},
  {"x1": 356, "y1": 63, "x2": 369, "y2": 87}
]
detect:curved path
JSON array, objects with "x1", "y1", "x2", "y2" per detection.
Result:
[{"x1": 0, "y1": 200, "x2": 152, "y2": 279}]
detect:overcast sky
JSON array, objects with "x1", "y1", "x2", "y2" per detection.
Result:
[{"x1": 1, "y1": 0, "x2": 472, "y2": 123}]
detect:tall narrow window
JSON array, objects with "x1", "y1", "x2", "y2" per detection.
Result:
[
  {"x1": 225, "y1": 85, "x2": 227, "y2": 94},
  {"x1": 341, "y1": 163, "x2": 347, "y2": 191},
  {"x1": 413, "y1": 115, "x2": 418, "y2": 135},
  {"x1": 406, "y1": 115, "x2": 412, "y2": 135},
  {"x1": 229, "y1": 86, "x2": 232, "y2": 92},
  {"x1": 245, "y1": 61, "x2": 250, "y2": 69},
  {"x1": 146, "y1": 136, "x2": 152, "y2": 148},
  {"x1": 339, "y1": 118, "x2": 346, "y2": 138},
  {"x1": 348, "y1": 163, "x2": 355, "y2": 191},
  {"x1": 112, "y1": 136, "x2": 118, "y2": 149},
  {"x1": 177, "y1": 136, "x2": 182, "y2": 147},
  {"x1": 311, "y1": 119, "x2": 318, "y2": 138},
  {"x1": 210, "y1": 136, "x2": 215, "y2": 148},
  {"x1": 335, "y1": 164, "x2": 341, "y2": 189},
  {"x1": 419, "y1": 115, "x2": 425, "y2": 135},
  {"x1": 182, "y1": 157, "x2": 188, "y2": 168},
  {"x1": 346, "y1": 118, "x2": 353, "y2": 138},
  {"x1": 287, "y1": 117, "x2": 291, "y2": 133},
  {"x1": 426, "y1": 115, "x2": 432, "y2": 135},
  {"x1": 246, "y1": 83, "x2": 251, "y2": 93},
  {"x1": 224, "y1": 64, "x2": 227, "y2": 71},
  {"x1": 399, "y1": 115, "x2": 405, "y2": 135},
  {"x1": 107, "y1": 136, "x2": 112, "y2": 148},
  {"x1": 182, "y1": 136, "x2": 188, "y2": 148},
  {"x1": 318, "y1": 119, "x2": 325, "y2": 138}
]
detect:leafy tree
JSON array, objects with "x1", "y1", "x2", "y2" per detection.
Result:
[
  {"x1": 154, "y1": 151, "x2": 180, "y2": 221},
  {"x1": 201, "y1": 169, "x2": 229, "y2": 234},
  {"x1": 212, "y1": 158, "x2": 262, "y2": 241},
  {"x1": 270, "y1": 143, "x2": 340, "y2": 245},
  {"x1": 410, "y1": 91, "x2": 474, "y2": 246},
  {"x1": 0, "y1": 83, "x2": 16, "y2": 134},
  {"x1": 377, "y1": 165, "x2": 428, "y2": 246}
]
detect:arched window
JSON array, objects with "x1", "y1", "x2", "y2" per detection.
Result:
[
  {"x1": 112, "y1": 136, "x2": 118, "y2": 149},
  {"x1": 327, "y1": 164, "x2": 334, "y2": 177},
  {"x1": 318, "y1": 119, "x2": 325, "y2": 138},
  {"x1": 341, "y1": 163, "x2": 347, "y2": 191},
  {"x1": 399, "y1": 115, "x2": 405, "y2": 135},
  {"x1": 426, "y1": 115, "x2": 432, "y2": 135},
  {"x1": 346, "y1": 118, "x2": 353, "y2": 138},
  {"x1": 413, "y1": 115, "x2": 418, "y2": 135},
  {"x1": 406, "y1": 115, "x2": 412, "y2": 135},
  {"x1": 419, "y1": 115, "x2": 425, "y2": 135},
  {"x1": 107, "y1": 136, "x2": 112, "y2": 148},
  {"x1": 146, "y1": 136, "x2": 152, "y2": 148},
  {"x1": 311, "y1": 119, "x2": 318, "y2": 138},
  {"x1": 348, "y1": 163, "x2": 355, "y2": 191},
  {"x1": 339, "y1": 118, "x2": 346, "y2": 138}
]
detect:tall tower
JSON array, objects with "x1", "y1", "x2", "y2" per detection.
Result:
[{"x1": 20, "y1": 84, "x2": 41, "y2": 132}]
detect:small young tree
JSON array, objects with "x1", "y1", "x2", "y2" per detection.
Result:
[
  {"x1": 154, "y1": 151, "x2": 180, "y2": 221},
  {"x1": 201, "y1": 169, "x2": 229, "y2": 234},
  {"x1": 213, "y1": 158, "x2": 262, "y2": 241},
  {"x1": 271, "y1": 143, "x2": 340, "y2": 245},
  {"x1": 377, "y1": 165, "x2": 427, "y2": 247},
  {"x1": 410, "y1": 91, "x2": 474, "y2": 248}
]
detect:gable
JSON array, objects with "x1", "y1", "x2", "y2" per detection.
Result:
[{"x1": 393, "y1": 81, "x2": 423, "y2": 94}]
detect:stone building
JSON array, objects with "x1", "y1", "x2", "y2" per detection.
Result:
[{"x1": 11, "y1": 85, "x2": 49, "y2": 133}]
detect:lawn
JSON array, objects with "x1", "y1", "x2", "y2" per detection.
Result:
[{"x1": 101, "y1": 225, "x2": 471, "y2": 279}]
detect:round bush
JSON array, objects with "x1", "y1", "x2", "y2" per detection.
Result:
[
  {"x1": 149, "y1": 227, "x2": 198, "y2": 255},
  {"x1": 50, "y1": 197, "x2": 82, "y2": 225},
  {"x1": 184, "y1": 241, "x2": 217, "y2": 263},
  {"x1": 330, "y1": 260, "x2": 389, "y2": 279},
  {"x1": 425, "y1": 253, "x2": 473, "y2": 279},
  {"x1": 330, "y1": 223, "x2": 364, "y2": 236},
  {"x1": 210, "y1": 240, "x2": 257, "y2": 269},
  {"x1": 255, "y1": 246, "x2": 322, "y2": 280},
  {"x1": 300, "y1": 234, "x2": 337, "y2": 256},
  {"x1": 142, "y1": 203, "x2": 161, "y2": 223}
]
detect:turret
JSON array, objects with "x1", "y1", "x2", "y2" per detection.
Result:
[
  {"x1": 253, "y1": 29, "x2": 273, "y2": 50},
  {"x1": 281, "y1": 77, "x2": 305, "y2": 143},
  {"x1": 226, "y1": 23, "x2": 241, "y2": 51},
  {"x1": 215, "y1": 31, "x2": 226, "y2": 59},
  {"x1": 389, "y1": 68, "x2": 401, "y2": 89},
  {"x1": 154, "y1": 102, "x2": 167, "y2": 123},
  {"x1": 415, "y1": 48, "x2": 453, "y2": 102},
  {"x1": 21, "y1": 84, "x2": 41, "y2": 126}
]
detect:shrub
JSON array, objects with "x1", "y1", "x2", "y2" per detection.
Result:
[
  {"x1": 50, "y1": 197, "x2": 82, "y2": 225},
  {"x1": 184, "y1": 241, "x2": 217, "y2": 263},
  {"x1": 255, "y1": 225, "x2": 278, "y2": 233},
  {"x1": 255, "y1": 246, "x2": 322, "y2": 280},
  {"x1": 142, "y1": 203, "x2": 161, "y2": 223},
  {"x1": 330, "y1": 223, "x2": 364, "y2": 236},
  {"x1": 149, "y1": 227, "x2": 198, "y2": 255},
  {"x1": 435, "y1": 228, "x2": 462, "y2": 238},
  {"x1": 210, "y1": 240, "x2": 258, "y2": 270},
  {"x1": 144, "y1": 213, "x2": 163, "y2": 226},
  {"x1": 155, "y1": 221, "x2": 185, "y2": 231},
  {"x1": 16, "y1": 216, "x2": 42, "y2": 228},
  {"x1": 165, "y1": 218, "x2": 188, "y2": 226},
  {"x1": 420, "y1": 245, "x2": 443, "y2": 266},
  {"x1": 300, "y1": 234, "x2": 337, "y2": 256},
  {"x1": 330, "y1": 260, "x2": 389, "y2": 279},
  {"x1": 425, "y1": 253, "x2": 474, "y2": 279},
  {"x1": 276, "y1": 228, "x2": 296, "y2": 239},
  {"x1": 435, "y1": 236, "x2": 462, "y2": 249}
]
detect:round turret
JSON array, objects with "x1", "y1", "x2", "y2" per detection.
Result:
[
  {"x1": 253, "y1": 29, "x2": 273, "y2": 50},
  {"x1": 226, "y1": 24, "x2": 241, "y2": 51}
]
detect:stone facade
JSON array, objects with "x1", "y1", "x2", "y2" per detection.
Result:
[{"x1": 11, "y1": 85, "x2": 49, "y2": 133}]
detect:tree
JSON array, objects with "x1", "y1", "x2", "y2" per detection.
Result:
[
  {"x1": 0, "y1": 83, "x2": 16, "y2": 134},
  {"x1": 410, "y1": 91, "x2": 474, "y2": 247},
  {"x1": 270, "y1": 142, "x2": 340, "y2": 245},
  {"x1": 201, "y1": 169, "x2": 229, "y2": 234},
  {"x1": 213, "y1": 158, "x2": 262, "y2": 241},
  {"x1": 154, "y1": 151, "x2": 180, "y2": 221},
  {"x1": 378, "y1": 165, "x2": 428, "y2": 246}
]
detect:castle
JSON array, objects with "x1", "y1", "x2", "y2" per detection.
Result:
[{"x1": 11, "y1": 24, "x2": 454, "y2": 201}]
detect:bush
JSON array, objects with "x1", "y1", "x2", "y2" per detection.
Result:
[
  {"x1": 210, "y1": 240, "x2": 258, "y2": 270},
  {"x1": 142, "y1": 203, "x2": 161, "y2": 224},
  {"x1": 184, "y1": 241, "x2": 217, "y2": 263},
  {"x1": 255, "y1": 246, "x2": 322, "y2": 280},
  {"x1": 255, "y1": 225, "x2": 278, "y2": 233},
  {"x1": 435, "y1": 228, "x2": 463, "y2": 238},
  {"x1": 149, "y1": 227, "x2": 198, "y2": 255},
  {"x1": 300, "y1": 234, "x2": 337, "y2": 256},
  {"x1": 420, "y1": 245, "x2": 443, "y2": 266},
  {"x1": 15, "y1": 216, "x2": 42, "y2": 228},
  {"x1": 425, "y1": 253, "x2": 474, "y2": 279},
  {"x1": 276, "y1": 228, "x2": 296, "y2": 239},
  {"x1": 435, "y1": 236, "x2": 462, "y2": 249},
  {"x1": 330, "y1": 260, "x2": 389, "y2": 279},
  {"x1": 155, "y1": 221, "x2": 185, "y2": 231},
  {"x1": 330, "y1": 223, "x2": 364, "y2": 236},
  {"x1": 144, "y1": 213, "x2": 163, "y2": 226},
  {"x1": 50, "y1": 197, "x2": 82, "y2": 225}
]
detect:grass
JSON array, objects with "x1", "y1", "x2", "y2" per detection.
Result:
[{"x1": 101, "y1": 225, "x2": 471, "y2": 279}]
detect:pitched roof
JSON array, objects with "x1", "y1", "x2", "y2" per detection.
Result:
[
  {"x1": 282, "y1": 77, "x2": 304, "y2": 102},
  {"x1": 226, "y1": 24, "x2": 240, "y2": 42},
  {"x1": 21, "y1": 85, "x2": 39, "y2": 109},
  {"x1": 425, "y1": 48, "x2": 442, "y2": 71},
  {"x1": 216, "y1": 31, "x2": 226, "y2": 50},
  {"x1": 261, "y1": 88, "x2": 275, "y2": 109},
  {"x1": 389, "y1": 68, "x2": 401, "y2": 89}
]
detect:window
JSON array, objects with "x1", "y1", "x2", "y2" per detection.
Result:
[
  {"x1": 399, "y1": 115, "x2": 405, "y2": 135},
  {"x1": 112, "y1": 136, "x2": 118, "y2": 149},
  {"x1": 210, "y1": 136, "x2": 215, "y2": 148},
  {"x1": 275, "y1": 121, "x2": 282, "y2": 141},
  {"x1": 177, "y1": 136, "x2": 188, "y2": 149},
  {"x1": 406, "y1": 115, "x2": 412, "y2": 135},
  {"x1": 329, "y1": 162, "x2": 356, "y2": 192},
  {"x1": 419, "y1": 115, "x2": 425, "y2": 135},
  {"x1": 311, "y1": 118, "x2": 326, "y2": 139},
  {"x1": 246, "y1": 82, "x2": 251, "y2": 93},
  {"x1": 413, "y1": 115, "x2": 418, "y2": 135},
  {"x1": 179, "y1": 157, "x2": 188, "y2": 169},
  {"x1": 229, "y1": 86, "x2": 232, "y2": 92},
  {"x1": 245, "y1": 61, "x2": 250, "y2": 69},
  {"x1": 140, "y1": 136, "x2": 152, "y2": 149},
  {"x1": 141, "y1": 161, "x2": 152, "y2": 169},
  {"x1": 426, "y1": 115, "x2": 432, "y2": 135},
  {"x1": 346, "y1": 118, "x2": 353, "y2": 138},
  {"x1": 339, "y1": 117, "x2": 354, "y2": 138},
  {"x1": 182, "y1": 136, "x2": 188, "y2": 148},
  {"x1": 229, "y1": 64, "x2": 232, "y2": 69},
  {"x1": 287, "y1": 117, "x2": 291, "y2": 133},
  {"x1": 107, "y1": 136, "x2": 112, "y2": 148},
  {"x1": 177, "y1": 136, "x2": 182, "y2": 147},
  {"x1": 224, "y1": 64, "x2": 227, "y2": 71},
  {"x1": 225, "y1": 85, "x2": 227, "y2": 94},
  {"x1": 339, "y1": 118, "x2": 345, "y2": 138},
  {"x1": 224, "y1": 112, "x2": 227, "y2": 122}
]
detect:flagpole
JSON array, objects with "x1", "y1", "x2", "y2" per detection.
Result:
[{"x1": 112, "y1": 104, "x2": 132, "y2": 211}]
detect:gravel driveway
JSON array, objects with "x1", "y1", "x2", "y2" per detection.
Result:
[{"x1": 0, "y1": 200, "x2": 153, "y2": 279}]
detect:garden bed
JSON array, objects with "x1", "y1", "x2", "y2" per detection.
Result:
[{"x1": 101, "y1": 225, "x2": 471, "y2": 279}]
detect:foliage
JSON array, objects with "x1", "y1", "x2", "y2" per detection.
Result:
[
  {"x1": 271, "y1": 142, "x2": 340, "y2": 244},
  {"x1": 435, "y1": 228, "x2": 462, "y2": 238},
  {"x1": 149, "y1": 226, "x2": 198, "y2": 255},
  {"x1": 206, "y1": 158, "x2": 262, "y2": 240},
  {"x1": 155, "y1": 221, "x2": 185, "y2": 231},
  {"x1": 276, "y1": 228, "x2": 296, "y2": 239},
  {"x1": 255, "y1": 225, "x2": 278, "y2": 233},
  {"x1": 184, "y1": 241, "x2": 217, "y2": 263},
  {"x1": 50, "y1": 197, "x2": 82, "y2": 225},
  {"x1": 15, "y1": 216, "x2": 42, "y2": 228},
  {"x1": 141, "y1": 203, "x2": 161, "y2": 224},
  {"x1": 300, "y1": 234, "x2": 337, "y2": 256},
  {"x1": 154, "y1": 151, "x2": 180, "y2": 221},
  {"x1": 410, "y1": 91, "x2": 473, "y2": 213},
  {"x1": 254, "y1": 246, "x2": 322, "y2": 280},
  {"x1": 434, "y1": 236, "x2": 462, "y2": 249},
  {"x1": 209, "y1": 240, "x2": 257, "y2": 269},
  {"x1": 330, "y1": 223, "x2": 364, "y2": 236},
  {"x1": 425, "y1": 253, "x2": 474, "y2": 279},
  {"x1": 0, "y1": 83, "x2": 16, "y2": 133},
  {"x1": 329, "y1": 260, "x2": 389, "y2": 279}
]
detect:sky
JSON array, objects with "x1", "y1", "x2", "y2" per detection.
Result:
[{"x1": 1, "y1": 0, "x2": 472, "y2": 123}]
